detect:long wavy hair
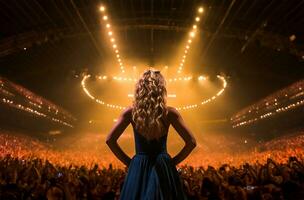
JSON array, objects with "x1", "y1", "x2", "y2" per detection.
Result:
[{"x1": 132, "y1": 69, "x2": 168, "y2": 140}]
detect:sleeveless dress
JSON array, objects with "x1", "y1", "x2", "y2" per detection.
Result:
[{"x1": 119, "y1": 125, "x2": 188, "y2": 200}]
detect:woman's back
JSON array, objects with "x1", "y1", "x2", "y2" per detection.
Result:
[
  {"x1": 131, "y1": 106, "x2": 170, "y2": 156},
  {"x1": 106, "y1": 70, "x2": 196, "y2": 200},
  {"x1": 118, "y1": 107, "x2": 188, "y2": 199}
]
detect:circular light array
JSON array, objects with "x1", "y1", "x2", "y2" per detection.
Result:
[
  {"x1": 81, "y1": 74, "x2": 227, "y2": 111},
  {"x1": 86, "y1": 5, "x2": 227, "y2": 111}
]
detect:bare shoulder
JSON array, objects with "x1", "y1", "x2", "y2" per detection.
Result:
[
  {"x1": 121, "y1": 106, "x2": 133, "y2": 118},
  {"x1": 167, "y1": 106, "x2": 181, "y2": 119}
]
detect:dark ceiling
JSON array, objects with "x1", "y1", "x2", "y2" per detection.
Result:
[{"x1": 0, "y1": 0, "x2": 303, "y2": 119}]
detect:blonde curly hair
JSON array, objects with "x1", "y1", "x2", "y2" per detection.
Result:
[{"x1": 132, "y1": 69, "x2": 168, "y2": 140}]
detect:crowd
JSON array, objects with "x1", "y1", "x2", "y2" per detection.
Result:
[{"x1": 1, "y1": 132, "x2": 304, "y2": 199}]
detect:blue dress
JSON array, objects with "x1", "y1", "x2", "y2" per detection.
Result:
[{"x1": 119, "y1": 126, "x2": 188, "y2": 200}]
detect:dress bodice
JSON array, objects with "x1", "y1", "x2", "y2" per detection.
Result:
[{"x1": 132, "y1": 125, "x2": 168, "y2": 155}]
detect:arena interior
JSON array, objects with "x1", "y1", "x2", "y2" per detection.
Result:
[{"x1": 0, "y1": 0, "x2": 304, "y2": 199}]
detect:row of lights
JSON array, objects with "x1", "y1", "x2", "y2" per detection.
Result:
[
  {"x1": 1, "y1": 78, "x2": 76, "y2": 121},
  {"x1": 97, "y1": 74, "x2": 194, "y2": 83},
  {"x1": 233, "y1": 99, "x2": 304, "y2": 128},
  {"x1": 81, "y1": 75, "x2": 126, "y2": 110},
  {"x1": 82, "y1": 74, "x2": 227, "y2": 111},
  {"x1": 168, "y1": 76, "x2": 192, "y2": 82},
  {"x1": 231, "y1": 81, "x2": 303, "y2": 125},
  {"x1": 177, "y1": 6, "x2": 204, "y2": 74},
  {"x1": 1, "y1": 98, "x2": 74, "y2": 127},
  {"x1": 231, "y1": 84, "x2": 303, "y2": 122},
  {"x1": 100, "y1": 5, "x2": 126, "y2": 73},
  {"x1": 175, "y1": 75, "x2": 227, "y2": 110}
]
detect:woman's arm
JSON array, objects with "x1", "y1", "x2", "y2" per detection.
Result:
[
  {"x1": 106, "y1": 107, "x2": 132, "y2": 166},
  {"x1": 169, "y1": 107, "x2": 197, "y2": 166}
]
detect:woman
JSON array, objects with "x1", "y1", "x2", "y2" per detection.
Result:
[{"x1": 106, "y1": 69, "x2": 197, "y2": 199}]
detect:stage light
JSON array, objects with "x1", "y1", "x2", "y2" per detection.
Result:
[
  {"x1": 108, "y1": 31, "x2": 112, "y2": 36},
  {"x1": 111, "y1": 38, "x2": 115, "y2": 42},
  {"x1": 190, "y1": 31, "x2": 195, "y2": 37},
  {"x1": 113, "y1": 44, "x2": 117, "y2": 48},
  {"x1": 100, "y1": 6, "x2": 105, "y2": 12},
  {"x1": 195, "y1": 17, "x2": 200, "y2": 22},
  {"x1": 106, "y1": 24, "x2": 110, "y2": 28},
  {"x1": 188, "y1": 39, "x2": 192, "y2": 43},
  {"x1": 115, "y1": 50, "x2": 119, "y2": 53},
  {"x1": 198, "y1": 76, "x2": 206, "y2": 80},
  {"x1": 198, "y1": 7, "x2": 204, "y2": 13},
  {"x1": 103, "y1": 15, "x2": 108, "y2": 20},
  {"x1": 193, "y1": 25, "x2": 197, "y2": 29}
]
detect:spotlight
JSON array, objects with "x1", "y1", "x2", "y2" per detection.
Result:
[
  {"x1": 103, "y1": 15, "x2": 108, "y2": 20},
  {"x1": 190, "y1": 31, "x2": 195, "y2": 37},
  {"x1": 195, "y1": 17, "x2": 200, "y2": 22},
  {"x1": 198, "y1": 7, "x2": 204, "y2": 13},
  {"x1": 111, "y1": 38, "x2": 115, "y2": 42},
  {"x1": 108, "y1": 31, "x2": 112, "y2": 36},
  {"x1": 106, "y1": 24, "x2": 110, "y2": 28},
  {"x1": 198, "y1": 76, "x2": 206, "y2": 81},
  {"x1": 99, "y1": 6, "x2": 105, "y2": 12}
]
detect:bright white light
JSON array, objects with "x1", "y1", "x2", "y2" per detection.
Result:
[
  {"x1": 195, "y1": 17, "x2": 200, "y2": 22},
  {"x1": 189, "y1": 31, "x2": 195, "y2": 37},
  {"x1": 100, "y1": 6, "x2": 105, "y2": 12},
  {"x1": 198, "y1": 76, "x2": 206, "y2": 81}
]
